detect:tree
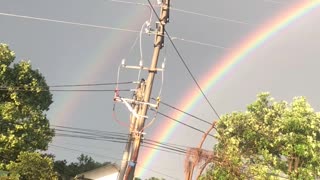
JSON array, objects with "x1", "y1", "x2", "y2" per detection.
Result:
[
  {"x1": 145, "y1": 177, "x2": 165, "y2": 180},
  {"x1": 202, "y1": 93, "x2": 320, "y2": 179},
  {"x1": 6, "y1": 151, "x2": 58, "y2": 180},
  {"x1": 54, "y1": 154, "x2": 111, "y2": 179},
  {"x1": 0, "y1": 44, "x2": 54, "y2": 167},
  {"x1": 134, "y1": 177, "x2": 165, "y2": 180}
]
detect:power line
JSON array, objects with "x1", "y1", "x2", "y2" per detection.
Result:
[
  {"x1": 106, "y1": 0, "x2": 251, "y2": 25},
  {"x1": 49, "y1": 81, "x2": 133, "y2": 87},
  {"x1": 145, "y1": 138, "x2": 190, "y2": 149},
  {"x1": 143, "y1": 141, "x2": 186, "y2": 154},
  {"x1": 0, "y1": 12, "x2": 139, "y2": 33},
  {"x1": 50, "y1": 144, "x2": 180, "y2": 180},
  {"x1": 0, "y1": 87, "x2": 131, "y2": 92},
  {"x1": 55, "y1": 133, "x2": 129, "y2": 144},
  {"x1": 152, "y1": 98, "x2": 214, "y2": 126},
  {"x1": 54, "y1": 129, "x2": 128, "y2": 139},
  {"x1": 52, "y1": 125, "x2": 128, "y2": 135},
  {"x1": 262, "y1": 0, "x2": 288, "y2": 4},
  {"x1": 170, "y1": 7, "x2": 251, "y2": 25},
  {"x1": 0, "y1": 12, "x2": 229, "y2": 50},
  {"x1": 53, "y1": 125, "x2": 191, "y2": 156},
  {"x1": 147, "y1": 0, "x2": 221, "y2": 120},
  {"x1": 54, "y1": 128, "x2": 188, "y2": 155},
  {"x1": 170, "y1": 36, "x2": 229, "y2": 50},
  {"x1": 50, "y1": 144, "x2": 122, "y2": 161},
  {"x1": 141, "y1": 144, "x2": 185, "y2": 156},
  {"x1": 153, "y1": 109, "x2": 214, "y2": 138},
  {"x1": 52, "y1": 125, "x2": 192, "y2": 149},
  {"x1": 55, "y1": 133, "x2": 187, "y2": 156}
]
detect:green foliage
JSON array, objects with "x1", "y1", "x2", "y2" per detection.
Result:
[
  {"x1": 134, "y1": 177, "x2": 165, "y2": 180},
  {"x1": 54, "y1": 154, "x2": 111, "y2": 179},
  {"x1": 0, "y1": 43, "x2": 54, "y2": 167},
  {"x1": 6, "y1": 151, "x2": 58, "y2": 180},
  {"x1": 202, "y1": 93, "x2": 320, "y2": 179},
  {"x1": 145, "y1": 177, "x2": 165, "y2": 180}
]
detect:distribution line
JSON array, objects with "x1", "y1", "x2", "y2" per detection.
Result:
[
  {"x1": 54, "y1": 127, "x2": 188, "y2": 154},
  {"x1": 52, "y1": 125, "x2": 128, "y2": 135},
  {"x1": 0, "y1": 88, "x2": 131, "y2": 92},
  {"x1": 50, "y1": 144, "x2": 122, "y2": 161},
  {"x1": 54, "y1": 125, "x2": 189, "y2": 149},
  {"x1": 171, "y1": 7, "x2": 251, "y2": 25},
  {"x1": 141, "y1": 144, "x2": 185, "y2": 156},
  {"x1": 50, "y1": 144, "x2": 180, "y2": 179},
  {"x1": 153, "y1": 98, "x2": 214, "y2": 126},
  {"x1": 170, "y1": 36, "x2": 229, "y2": 50},
  {"x1": 0, "y1": 12, "x2": 227, "y2": 50},
  {"x1": 6, "y1": 120, "x2": 197, "y2": 155},
  {"x1": 49, "y1": 81, "x2": 133, "y2": 87},
  {"x1": 107, "y1": 0, "x2": 251, "y2": 25},
  {"x1": 0, "y1": 81, "x2": 133, "y2": 89},
  {"x1": 262, "y1": 0, "x2": 287, "y2": 4},
  {"x1": 56, "y1": 133, "x2": 187, "y2": 156},
  {"x1": 54, "y1": 129, "x2": 128, "y2": 138},
  {"x1": 153, "y1": 110, "x2": 215, "y2": 138},
  {"x1": 54, "y1": 127, "x2": 190, "y2": 156},
  {"x1": 148, "y1": 0, "x2": 222, "y2": 120},
  {"x1": 55, "y1": 133, "x2": 129, "y2": 144},
  {"x1": 0, "y1": 12, "x2": 139, "y2": 33}
]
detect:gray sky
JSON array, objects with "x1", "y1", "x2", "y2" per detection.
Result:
[{"x1": 1, "y1": 0, "x2": 320, "y2": 179}]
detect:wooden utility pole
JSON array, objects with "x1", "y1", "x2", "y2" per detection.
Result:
[
  {"x1": 121, "y1": 1, "x2": 171, "y2": 179},
  {"x1": 118, "y1": 78, "x2": 146, "y2": 180}
]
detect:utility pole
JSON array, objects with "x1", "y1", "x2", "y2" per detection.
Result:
[
  {"x1": 118, "y1": 79, "x2": 145, "y2": 180},
  {"x1": 120, "y1": 1, "x2": 171, "y2": 179}
]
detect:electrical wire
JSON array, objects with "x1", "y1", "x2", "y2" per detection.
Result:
[
  {"x1": 0, "y1": 87, "x2": 131, "y2": 92},
  {"x1": 54, "y1": 124, "x2": 188, "y2": 148},
  {"x1": 53, "y1": 126, "x2": 185, "y2": 147},
  {"x1": 55, "y1": 133, "x2": 187, "y2": 155},
  {"x1": 152, "y1": 109, "x2": 214, "y2": 138},
  {"x1": 52, "y1": 125, "x2": 128, "y2": 135},
  {"x1": 55, "y1": 133, "x2": 129, "y2": 144},
  {"x1": 147, "y1": 0, "x2": 221, "y2": 121},
  {"x1": 262, "y1": 0, "x2": 288, "y2": 4},
  {"x1": 170, "y1": 36, "x2": 229, "y2": 50},
  {"x1": 170, "y1": 7, "x2": 251, "y2": 25},
  {"x1": 54, "y1": 129, "x2": 128, "y2": 138},
  {"x1": 0, "y1": 12, "x2": 140, "y2": 33},
  {"x1": 54, "y1": 127, "x2": 187, "y2": 151},
  {"x1": 144, "y1": 138, "x2": 190, "y2": 149},
  {"x1": 49, "y1": 81, "x2": 133, "y2": 87},
  {"x1": 0, "y1": 12, "x2": 228, "y2": 50},
  {"x1": 106, "y1": 0, "x2": 253, "y2": 25},
  {"x1": 50, "y1": 144, "x2": 122, "y2": 161},
  {"x1": 53, "y1": 125, "x2": 190, "y2": 155},
  {"x1": 143, "y1": 141, "x2": 186, "y2": 154},
  {"x1": 50, "y1": 144, "x2": 180, "y2": 180},
  {"x1": 137, "y1": 21, "x2": 147, "y2": 81},
  {"x1": 153, "y1": 98, "x2": 214, "y2": 126},
  {"x1": 0, "y1": 81, "x2": 133, "y2": 89},
  {"x1": 141, "y1": 144, "x2": 185, "y2": 156}
]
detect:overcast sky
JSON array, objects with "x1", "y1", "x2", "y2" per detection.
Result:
[{"x1": 1, "y1": 0, "x2": 320, "y2": 179}]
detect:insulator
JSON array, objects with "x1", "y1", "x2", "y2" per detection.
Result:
[
  {"x1": 162, "y1": 60, "x2": 166, "y2": 69},
  {"x1": 121, "y1": 59, "x2": 126, "y2": 66},
  {"x1": 145, "y1": 28, "x2": 150, "y2": 34},
  {"x1": 146, "y1": 21, "x2": 150, "y2": 27},
  {"x1": 139, "y1": 60, "x2": 143, "y2": 67}
]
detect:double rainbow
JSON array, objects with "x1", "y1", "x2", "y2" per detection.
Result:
[{"x1": 136, "y1": 0, "x2": 320, "y2": 178}]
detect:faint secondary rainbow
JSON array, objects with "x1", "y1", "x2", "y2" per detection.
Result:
[
  {"x1": 136, "y1": 0, "x2": 320, "y2": 177},
  {"x1": 49, "y1": 8, "x2": 148, "y2": 127}
]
